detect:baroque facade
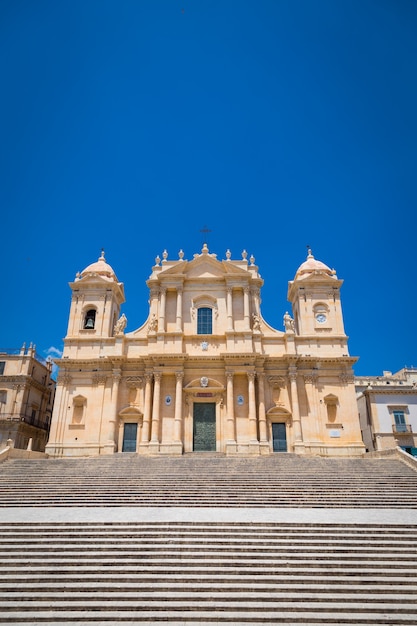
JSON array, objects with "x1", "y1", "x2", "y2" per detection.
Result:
[
  {"x1": 0, "y1": 344, "x2": 56, "y2": 451},
  {"x1": 46, "y1": 245, "x2": 365, "y2": 457}
]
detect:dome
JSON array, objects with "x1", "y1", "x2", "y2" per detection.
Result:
[
  {"x1": 80, "y1": 250, "x2": 118, "y2": 281},
  {"x1": 295, "y1": 249, "x2": 336, "y2": 279}
]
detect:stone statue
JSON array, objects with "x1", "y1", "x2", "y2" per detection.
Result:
[
  {"x1": 148, "y1": 313, "x2": 158, "y2": 332},
  {"x1": 283, "y1": 311, "x2": 295, "y2": 332},
  {"x1": 252, "y1": 313, "x2": 261, "y2": 331},
  {"x1": 114, "y1": 313, "x2": 127, "y2": 334}
]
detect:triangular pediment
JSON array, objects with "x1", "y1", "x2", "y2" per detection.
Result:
[
  {"x1": 186, "y1": 256, "x2": 227, "y2": 279},
  {"x1": 186, "y1": 256, "x2": 249, "y2": 279}
]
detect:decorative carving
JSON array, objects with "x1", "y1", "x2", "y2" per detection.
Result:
[
  {"x1": 112, "y1": 369, "x2": 122, "y2": 384},
  {"x1": 340, "y1": 372, "x2": 354, "y2": 384},
  {"x1": 57, "y1": 372, "x2": 72, "y2": 385},
  {"x1": 201, "y1": 341, "x2": 208, "y2": 351},
  {"x1": 126, "y1": 376, "x2": 143, "y2": 388},
  {"x1": 93, "y1": 373, "x2": 107, "y2": 386},
  {"x1": 114, "y1": 313, "x2": 127, "y2": 335},
  {"x1": 268, "y1": 376, "x2": 287, "y2": 388},
  {"x1": 304, "y1": 374, "x2": 317, "y2": 384},
  {"x1": 200, "y1": 376, "x2": 209, "y2": 388},
  {"x1": 148, "y1": 314, "x2": 158, "y2": 332}
]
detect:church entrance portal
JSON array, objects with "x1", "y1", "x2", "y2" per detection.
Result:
[
  {"x1": 122, "y1": 423, "x2": 138, "y2": 452},
  {"x1": 193, "y1": 403, "x2": 216, "y2": 451},
  {"x1": 272, "y1": 423, "x2": 287, "y2": 452}
]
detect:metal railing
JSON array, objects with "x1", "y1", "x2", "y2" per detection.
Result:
[
  {"x1": 0, "y1": 348, "x2": 51, "y2": 367},
  {"x1": 0, "y1": 412, "x2": 51, "y2": 430},
  {"x1": 392, "y1": 423, "x2": 412, "y2": 434}
]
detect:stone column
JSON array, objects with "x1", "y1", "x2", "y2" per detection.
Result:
[
  {"x1": 141, "y1": 373, "x2": 153, "y2": 444},
  {"x1": 176, "y1": 288, "x2": 183, "y2": 332},
  {"x1": 226, "y1": 372, "x2": 236, "y2": 443},
  {"x1": 289, "y1": 367, "x2": 302, "y2": 443},
  {"x1": 174, "y1": 372, "x2": 184, "y2": 442},
  {"x1": 257, "y1": 373, "x2": 268, "y2": 444},
  {"x1": 150, "y1": 372, "x2": 162, "y2": 444},
  {"x1": 158, "y1": 288, "x2": 166, "y2": 332},
  {"x1": 243, "y1": 286, "x2": 250, "y2": 330},
  {"x1": 226, "y1": 287, "x2": 234, "y2": 331},
  {"x1": 106, "y1": 368, "x2": 121, "y2": 451},
  {"x1": 253, "y1": 287, "x2": 261, "y2": 316},
  {"x1": 248, "y1": 372, "x2": 258, "y2": 443}
]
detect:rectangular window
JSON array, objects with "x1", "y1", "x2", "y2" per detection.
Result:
[
  {"x1": 0, "y1": 362, "x2": 5, "y2": 375},
  {"x1": 394, "y1": 411, "x2": 407, "y2": 432},
  {"x1": 197, "y1": 307, "x2": 212, "y2": 335}
]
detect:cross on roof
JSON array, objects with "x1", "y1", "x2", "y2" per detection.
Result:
[{"x1": 200, "y1": 225, "x2": 212, "y2": 245}]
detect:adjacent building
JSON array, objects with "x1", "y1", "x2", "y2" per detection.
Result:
[
  {"x1": 0, "y1": 344, "x2": 56, "y2": 451},
  {"x1": 356, "y1": 368, "x2": 417, "y2": 454},
  {"x1": 46, "y1": 246, "x2": 365, "y2": 458}
]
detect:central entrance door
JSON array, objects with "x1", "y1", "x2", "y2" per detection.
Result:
[
  {"x1": 122, "y1": 423, "x2": 138, "y2": 452},
  {"x1": 193, "y1": 403, "x2": 216, "y2": 451},
  {"x1": 272, "y1": 423, "x2": 287, "y2": 452}
]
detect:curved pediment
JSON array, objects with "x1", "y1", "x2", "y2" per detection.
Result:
[
  {"x1": 119, "y1": 406, "x2": 143, "y2": 417},
  {"x1": 266, "y1": 405, "x2": 292, "y2": 417}
]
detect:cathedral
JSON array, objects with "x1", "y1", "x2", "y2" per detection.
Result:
[{"x1": 46, "y1": 245, "x2": 365, "y2": 457}]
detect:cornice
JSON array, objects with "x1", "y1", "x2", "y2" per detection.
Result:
[{"x1": 362, "y1": 388, "x2": 417, "y2": 396}]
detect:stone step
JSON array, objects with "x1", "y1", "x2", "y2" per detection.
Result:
[
  {"x1": 3, "y1": 547, "x2": 417, "y2": 560},
  {"x1": 1, "y1": 609, "x2": 416, "y2": 624},
  {"x1": 1, "y1": 454, "x2": 416, "y2": 510},
  {"x1": 2, "y1": 583, "x2": 417, "y2": 594},
  {"x1": 2, "y1": 589, "x2": 417, "y2": 601}
]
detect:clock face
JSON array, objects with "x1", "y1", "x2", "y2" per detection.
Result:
[{"x1": 316, "y1": 313, "x2": 327, "y2": 324}]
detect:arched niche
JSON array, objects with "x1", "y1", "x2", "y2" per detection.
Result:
[{"x1": 323, "y1": 393, "x2": 339, "y2": 423}]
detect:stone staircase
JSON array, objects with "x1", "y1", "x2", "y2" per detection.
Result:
[
  {"x1": 1, "y1": 452, "x2": 417, "y2": 507},
  {"x1": 0, "y1": 520, "x2": 417, "y2": 624},
  {"x1": 1, "y1": 453, "x2": 417, "y2": 624}
]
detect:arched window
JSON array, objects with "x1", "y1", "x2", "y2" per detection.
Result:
[
  {"x1": 197, "y1": 307, "x2": 212, "y2": 335},
  {"x1": 84, "y1": 309, "x2": 96, "y2": 329}
]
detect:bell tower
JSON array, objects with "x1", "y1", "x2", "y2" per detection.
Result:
[
  {"x1": 65, "y1": 250, "x2": 125, "y2": 339},
  {"x1": 287, "y1": 249, "x2": 348, "y2": 355}
]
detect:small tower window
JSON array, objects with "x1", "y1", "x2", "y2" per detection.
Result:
[
  {"x1": 197, "y1": 307, "x2": 212, "y2": 335},
  {"x1": 84, "y1": 309, "x2": 96, "y2": 330}
]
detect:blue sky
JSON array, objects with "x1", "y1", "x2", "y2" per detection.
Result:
[{"x1": 1, "y1": 0, "x2": 416, "y2": 376}]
